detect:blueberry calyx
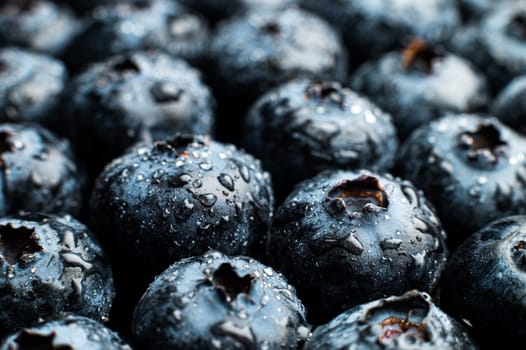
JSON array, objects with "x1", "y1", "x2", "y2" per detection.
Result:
[
  {"x1": 111, "y1": 57, "x2": 141, "y2": 75},
  {"x1": 402, "y1": 38, "x2": 444, "y2": 75},
  {"x1": 458, "y1": 122, "x2": 507, "y2": 166},
  {"x1": 325, "y1": 175, "x2": 389, "y2": 218},
  {"x1": 153, "y1": 135, "x2": 209, "y2": 154},
  {"x1": 0, "y1": 224, "x2": 42, "y2": 265},
  {"x1": 10, "y1": 329, "x2": 70, "y2": 350},
  {"x1": 210, "y1": 263, "x2": 254, "y2": 302},
  {"x1": 377, "y1": 311, "x2": 429, "y2": 345},
  {"x1": 507, "y1": 13, "x2": 526, "y2": 41},
  {"x1": 512, "y1": 240, "x2": 526, "y2": 270},
  {"x1": 304, "y1": 81, "x2": 345, "y2": 108},
  {"x1": 260, "y1": 22, "x2": 281, "y2": 36},
  {"x1": 0, "y1": 129, "x2": 16, "y2": 153}
]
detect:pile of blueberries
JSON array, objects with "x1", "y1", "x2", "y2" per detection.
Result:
[{"x1": 1, "y1": 0, "x2": 526, "y2": 349}]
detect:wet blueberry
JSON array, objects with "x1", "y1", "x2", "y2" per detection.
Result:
[
  {"x1": 451, "y1": 2, "x2": 526, "y2": 92},
  {"x1": 133, "y1": 251, "x2": 309, "y2": 350},
  {"x1": 62, "y1": 0, "x2": 209, "y2": 72},
  {"x1": 0, "y1": 47, "x2": 67, "y2": 125},
  {"x1": 0, "y1": 0, "x2": 80, "y2": 56},
  {"x1": 0, "y1": 315, "x2": 131, "y2": 349},
  {"x1": 57, "y1": 51, "x2": 215, "y2": 177},
  {"x1": 243, "y1": 79, "x2": 398, "y2": 202},
  {"x1": 0, "y1": 213, "x2": 115, "y2": 335},
  {"x1": 208, "y1": 7, "x2": 347, "y2": 143},
  {"x1": 396, "y1": 114, "x2": 526, "y2": 246},
  {"x1": 441, "y1": 215, "x2": 526, "y2": 347},
  {"x1": 267, "y1": 169, "x2": 447, "y2": 324},
  {"x1": 491, "y1": 75, "x2": 526, "y2": 134},
  {"x1": 0, "y1": 123, "x2": 83, "y2": 217},
  {"x1": 305, "y1": 290, "x2": 477, "y2": 350},
  {"x1": 301, "y1": 0, "x2": 460, "y2": 65},
  {"x1": 90, "y1": 134, "x2": 273, "y2": 325},
  {"x1": 351, "y1": 39, "x2": 489, "y2": 139}
]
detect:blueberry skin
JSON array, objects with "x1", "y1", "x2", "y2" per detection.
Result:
[
  {"x1": 491, "y1": 75, "x2": 526, "y2": 134},
  {"x1": 178, "y1": 0, "x2": 299, "y2": 23},
  {"x1": 451, "y1": 2, "x2": 526, "y2": 92},
  {"x1": 301, "y1": 0, "x2": 460, "y2": 64},
  {"x1": 441, "y1": 215, "x2": 526, "y2": 344},
  {"x1": 0, "y1": 47, "x2": 67, "y2": 125},
  {"x1": 0, "y1": 315, "x2": 131, "y2": 350},
  {"x1": 351, "y1": 42, "x2": 488, "y2": 139},
  {"x1": 0, "y1": 123, "x2": 83, "y2": 217},
  {"x1": 133, "y1": 251, "x2": 309, "y2": 350},
  {"x1": 0, "y1": 0, "x2": 80, "y2": 56},
  {"x1": 305, "y1": 290, "x2": 477, "y2": 350},
  {"x1": 208, "y1": 7, "x2": 347, "y2": 142},
  {"x1": 243, "y1": 79, "x2": 398, "y2": 201},
  {"x1": 62, "y1": 0, "x2": 209, "y2": 72},
  {"x1": 90, "y1": 134, "x2": 273, "y2": 282},
  {"x1": 58, "y1": 51, "x2": 215, "y2": 176},
  {"x1": 0, "y1": 213, "x2": 115, "y2": 335},
  {"x1": 268, "y1": 169, "x2": 447, "y2": 324},
  {"x1": 396, "y1": 114, "x2": 526, "y2": 243}
]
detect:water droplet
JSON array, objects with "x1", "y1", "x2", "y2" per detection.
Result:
[
  {"x1": 477, "y1": 176, "x2": 488, "y2": 185},
  {"x1": 192, "y1": 179, "x2": 203, "y2": 188},
  {"x1": 380, "y1": 238, "x2": 402, "y2": 250},
  {"x1": 218, "y1": 173, "x2": 235, "y2": 191},
  {"x1": 137, "y1": 174, "x2": 144, "y2": 181},
  {"x1": 263, "y1": 267, "x2": 274, "y2": 276},
  {"x1": 343, "y1": 234, "x2": 364, "y2": 255},
  {"x1": 234, "y1": 161, "x2": 250, "y2": 183},
  {"x1": 198, "y1": 193, "x2": 217, "y2": 207},
  {"x1": 364, "y1": 110, "x2": 376, "y2": 123},
  {"x1": 183, "y1": 198, "x2": 194, "y2": 210},
  {"x1": 150, "y1": 82, "x2": 182, "y2": 103},
  {"x1": 199, "y1": 161, "x2": 213, "y2": 171}
]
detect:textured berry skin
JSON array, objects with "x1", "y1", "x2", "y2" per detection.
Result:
[
  {"x1": 268, "y1": 169, "x2": 447, "y2": 324},
  {"x1": 0, "y1": 0, "x2": 80, "y2": 56},
  {"x1": 0, "y1": 315, "x2": 131, "y2": 350},
  {"x1": 451, "y1": 2, "x2": 526, "y2": 92},
  {"x1": 179, "y1": 0, "x2": 299, "y2": 23},
  {"x1": 0, "y1": 214, "x2": 115, "y2": 335},
  {"x1": 0, "y1": 47, "x2": 67, "y2": 125},
  {"x1": 351, "y1": 40, "x2": 488, "y2": 139},
  {"x1": 0, "y1": 123, "x2": 83, "y2": 217},
  {"x1": 90, "y1": 134, "x2": 274, "y2": 316},
  {"x1": 208, "y1": 7, "x2": 347, "y2": 142},
  {"x1": 58, "y1": 51, "x2": 215, "y2": 176},
  {"x1": 441, "y1": 215, "x2": 526, "y2": 346},
  {"x1": 63, "y1": 0, "x2": 209, "y2": 72},
  {"x1": 243, "y1": 79, "x2": 398, "y2": 201},
  {"x1": 396, "y1": 114, "x2": 526, "y2": 244},
  {"x1": 305, "y1": 291, "x2": 477, "y2": 350},
  {"x1": 491, "y1": 75, "x2": 526, "y2": 134},
  {"x1": 133, "y1": 251, "x2": 309, "y2": 350},
  {"x1": 301, "y1": 0, "x2": 460, "y2": 65}
]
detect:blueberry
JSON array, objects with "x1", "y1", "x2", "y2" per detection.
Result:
[
  {"x1": 305, "y1": 290, "x2": 477, "y2": 350},
  {"x1": 396, "y1": 114, "x2": 526, "y2": 246},
  {"x1": 441, "y1": 215, "x2": 526, "y2": 346},
  {"x1": 62, "y1": 0, "x2": 209, "y2": 72},
  {"x1": 451, "y1": 2, "x2": 526, "y2": 92},
  {"x1": 351, "y1": 39, "x2": 489, "y2": 139},
  {"x1": 208, "y1": 7, "x2": 347, "y2": 143},
  {"x1": 0, "y1": 213, "x2": 115, "y2": 335},
  {"x1": 133, "y1": 251, "x2": 310, "y2": 350},
  {"x1": 0, "y1": 123, "x2": 83, "y2": 217},
  {"x1": 57, "y1": 51, "x2": 215, "y2": 176},
  {"x1": 178, "y1": 0, "x2": 299, "y2": 23},
  {"x1": 301, "y1": 0, "x2": 460, "y2": 65},
  {"x1": 243, "y1": 79, "x2": 398, "y2": 202},
  {"x1": 491, "y1": 75, "x2": 526, "y2": 134},
  {"x1": 0, "y1": 0, "x2": 80, "y2": 56},
  {"x1": 267, "y1": 169, "x2": 447, "y2": 324},
  {"x1": 90, "y1": 134, "x2": 273, "y2": 325},
  {"x1": 0, "y1": 47, "x2": 67, "y2": 125},
  {"x1": 0, "y1": 315, "x2": 131, "y2": 349}
]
